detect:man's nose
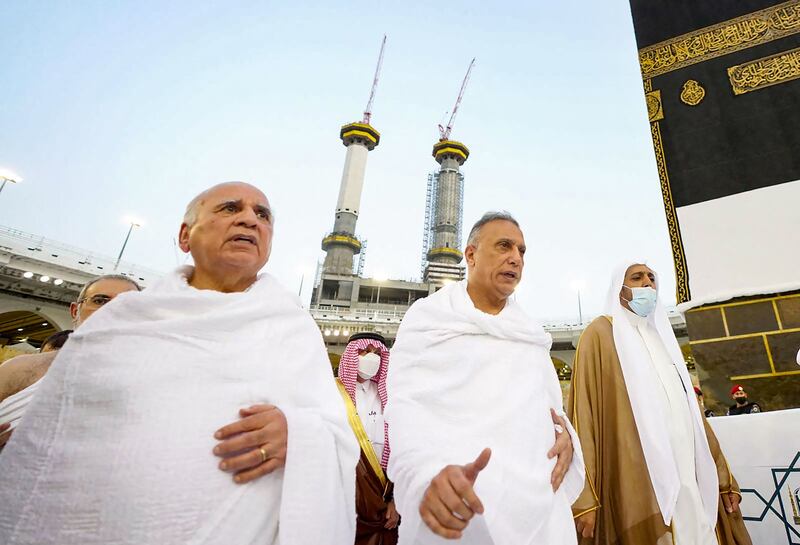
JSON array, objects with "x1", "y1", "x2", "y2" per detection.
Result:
[{"x1": 236, "y1": 208, "x2": 259, "y2": 227}]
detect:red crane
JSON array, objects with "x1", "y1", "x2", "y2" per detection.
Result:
[
  {"x1": 438, "y1": 58, "x2": 476, "y2": 141},
  {"x1": 362, "y1": 35, "x2": 387, "y2": 124}
]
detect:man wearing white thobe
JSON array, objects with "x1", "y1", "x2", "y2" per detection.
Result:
[{"x1": 627, "y1": 309, "x2": 717, "y2": 544}]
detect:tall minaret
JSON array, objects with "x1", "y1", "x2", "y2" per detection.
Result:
[
  {"x1": 423, "y1": 59, "x2": 474, "y2": 285},
  {"x1": 321, "y1": 37, "x2": 386, "y2": 275},
  {"x1": 426, "y1": 140, "x2": 469, "y2": 267}
]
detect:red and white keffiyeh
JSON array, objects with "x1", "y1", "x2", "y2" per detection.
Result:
[{"x1": 338, "y1": 337, "x2": 391, "y2": 469}]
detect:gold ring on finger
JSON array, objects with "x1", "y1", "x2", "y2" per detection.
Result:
[{"x1": 259, "y1": 447, "x2": 268, "y2": 463}]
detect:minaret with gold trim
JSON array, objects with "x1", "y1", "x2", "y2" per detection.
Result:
[
  {"x1": 423, "y1": 59, "x2": 474, "y2": 285},
  {"x1": 424, "y1": 141, "x2": 469, "y2": 280},
  {"x1": 321, "y1": 37, "x2": 385, "y2": 275}
]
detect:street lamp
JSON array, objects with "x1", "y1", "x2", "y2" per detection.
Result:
[
  {"x1": 570, "y1": 280, "x2": 586, "y2": 324},
  {"x1": 114, "y1": 217, "x2": 142, "y2": 271},
  {"x1": 0, "y1": 168, "x2": 23, "y2": 197},
  {"x1": 372, "y1": 272, "x2": 387, "y2": 305}
]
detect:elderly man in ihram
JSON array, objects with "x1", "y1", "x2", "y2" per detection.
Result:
[
  {"x1": 385, "y1": 211, "x2": 585, "y2": 545},
  {"x1": 0, "y1": 182, "x2": 359, "y2": 544}
]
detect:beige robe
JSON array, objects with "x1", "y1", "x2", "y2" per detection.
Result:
[{"x1": 567, "y1": 316, "x2": 752, "y2": 545}]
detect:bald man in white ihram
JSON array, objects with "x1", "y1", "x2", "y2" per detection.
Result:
[{"x1": 0, "y1": 182, "x2": 359, "y2": 545}]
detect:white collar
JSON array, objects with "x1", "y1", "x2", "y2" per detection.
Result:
[
  {"x1": 357, "y1": 379, "x2": 374, "y2": 391},
  {"x1": 622, "y1": 306, "x2": 648, "y2": 328}
]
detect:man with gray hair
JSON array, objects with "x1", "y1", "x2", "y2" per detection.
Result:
[
  {"x1": 0, "y1": 274, "x2": 141, "y2": 451},
  {"x1": 0, "y1": 182, "x2": 359, "y2": 544},
  {"x1": 385, "y1": 211, "x2": 585, "y2": 544}
]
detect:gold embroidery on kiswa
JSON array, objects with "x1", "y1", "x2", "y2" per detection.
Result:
[
  {"x1": 638, "y1": 0, "x2": 800, "y2": 78},
  {"x1": 649, "y1": 122, "x2": 690, "y2": 303},
  {"x1": 646, "y1": 90, "x2": 664, "y2": 121},
  {"x1": 680, "y1": 80, "x2": 706, "y2": 105},
  {"x1": 728, "y1": 46, "x2": 800, "y2": 95}
]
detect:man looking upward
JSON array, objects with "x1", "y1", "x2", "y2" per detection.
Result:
[{"x1": 0, "y1": 182, "x2": 359, "y2": 545}]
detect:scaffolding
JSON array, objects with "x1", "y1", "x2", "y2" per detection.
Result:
[
  {"x1": 420, "y1": 170, "x2": 465, "y2": 276},
  {"x1": 455, "y1": 171, "x2": 464, "y2": 249},
  {"x1": 420, "y1": 172, "x2": 438, "y2": 276},
  {"x1": 356, "y1": 238, "x2": 368, "y2": 276}
]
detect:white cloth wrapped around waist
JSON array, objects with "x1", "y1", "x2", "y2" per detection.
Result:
[
  {"x1": 0, "y1": 267, "x2": 359, "y2": 545},
  {"x1": 0, "y1": 377, "x2": 42, "y2": 431}
]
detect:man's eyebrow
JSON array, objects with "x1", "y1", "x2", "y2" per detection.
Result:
[
  {"x1": 496, "y1": 238, "x2": 525, "y2": 250},
  {"x1": 254, "y1": 204, "x2": 272, "y2": 218},
  {"x1": 214, "y1": 199, "x2": 242, "y2": 210}
]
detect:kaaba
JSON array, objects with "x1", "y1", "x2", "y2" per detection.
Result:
[{"x1": 628, "y1": 1, "x2": 800, "y2": 412}]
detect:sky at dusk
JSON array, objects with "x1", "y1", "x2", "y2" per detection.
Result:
[{"x1": 0, "y1": 1, "x2": 676, "y2": 320}]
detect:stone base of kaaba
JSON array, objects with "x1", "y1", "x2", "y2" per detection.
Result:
[{"x1": 686, "y1": 291, "x2": 800, "y2": 414}]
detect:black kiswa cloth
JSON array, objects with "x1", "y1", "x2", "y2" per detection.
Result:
[
  {"x1": 627, "y1": 0, "x2": 800, "y2": 306},
  {"x1": 630, "y1": 0, "x2": 800, "y2": 206}
]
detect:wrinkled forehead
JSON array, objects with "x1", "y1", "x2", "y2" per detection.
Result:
[
  {"x1": 202, "y1": 182, "x2": 270, "y2": 209},
  {"x1": 483, "y1": 219, "x2": 524, "y2": 243}
]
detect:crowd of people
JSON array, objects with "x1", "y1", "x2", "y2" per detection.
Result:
[{"x1": 0, "y1": 181, "x2": 755, "y2": 544}]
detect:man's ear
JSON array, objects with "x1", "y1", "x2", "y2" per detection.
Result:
[
  {"x1": 69, "y1": 302, "x2": 79, "y2": 322},
  {"x1": 465, "y1": 244, "x2": 476, "y2": 267},
  {"x1": 178, "y1": 223, "x2": 191, "y2": 253}
]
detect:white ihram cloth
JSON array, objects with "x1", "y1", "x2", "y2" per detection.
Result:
[
  {"x1": 0, "y1": 266, "x2": 359, "y2": 545},
  {"x1": 0, "y1": 377, "x2": 42, "y2": 431},
  {"x1": 384, "y1": 280, "x2": 584, "y2": 545},
  {"x1": 606, "y1": 261, "x2": 718, "y2": 530}
]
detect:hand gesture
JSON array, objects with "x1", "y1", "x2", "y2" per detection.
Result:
[{"x1": 419, "y1": 448, "x2": 491, "y2": 539}]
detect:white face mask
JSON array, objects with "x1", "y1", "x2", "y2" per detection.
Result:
[
  {"x1": 358, "y1": 352, "x2": 381, "y2": 380},
  {"x1": 623, "y1": 285, "x2": 658, "y2": 317}
]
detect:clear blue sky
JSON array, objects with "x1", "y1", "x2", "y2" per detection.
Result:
[{"x1": 0, "y1": 0, "x2": 675, "y2": 320}]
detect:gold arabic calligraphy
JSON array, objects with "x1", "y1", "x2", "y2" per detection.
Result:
[
  {"x1": 639, "y1": 1, "x2": 800, "y2": 78},
  {"x1": 728, "y1": 46, "x2": 800, "y2": 94}
]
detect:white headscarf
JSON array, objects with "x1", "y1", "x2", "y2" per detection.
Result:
[{"x1": 605, "y1": 261, "x2": 718, "y2": 527}]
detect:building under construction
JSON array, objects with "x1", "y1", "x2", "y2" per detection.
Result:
[{"x1": 311, "y1": 41, "x2": 474, "y2": 353}]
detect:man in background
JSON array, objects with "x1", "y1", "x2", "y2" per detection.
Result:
[
  {"x1": 727, "y1": 385, "x2": 761, "y2": 415},
  {"x1": 0, "y1": 275, "x2": 140, "y2": 451},
  {"x1": 337, "y1": 332, "x2": 399, "y2": 544}
]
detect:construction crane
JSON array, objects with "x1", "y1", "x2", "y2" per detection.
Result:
[
  {"x1": 438, "y1": 58, "x2": 475, "y2": 141},
  {"x1": 362, "y1": 35, "x2": 387, "y2": 124}
]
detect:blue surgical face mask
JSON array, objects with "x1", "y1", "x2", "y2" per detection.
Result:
[{"x1": 623, "y1": 285, "x2": 657, "y2": 317}]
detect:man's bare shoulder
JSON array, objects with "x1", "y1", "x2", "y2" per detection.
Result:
[{"x1": 0, "y1": 352, "x2": 56, "y2": 402}]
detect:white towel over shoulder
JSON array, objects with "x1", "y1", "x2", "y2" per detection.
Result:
[
  {"x1": 0, "y1": 266, "x2": 358, "y2": 545},
  {"x1": 384, "y1": 280, "x2": 584, "y2": 545}
]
